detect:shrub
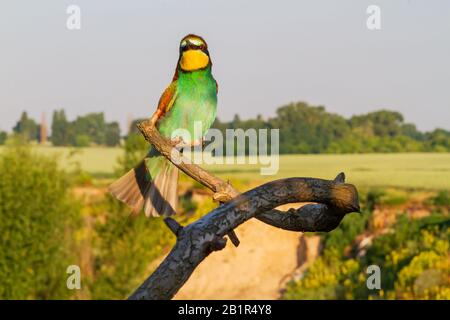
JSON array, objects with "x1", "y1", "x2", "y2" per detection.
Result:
[
  {"x1": 89, "y1": 195, "x2": 173, "y2": 299},
  {"x1": 116, "y1": 133, "x2": 148, "y2": 174},
  {"x1": 283, "y1": 209, "x2": 449, "y2": 300},
  {"x1": 430, "y1": 190, "x2": 450, "y2": 207},
  {"x1": 0, "y1": 131, "x2": 7, "y2": 145},
  {"x1": 365, "y1": 189, "x2": 385, "y2": 211},
  {"x1": 0, "y1": 145, "x2": 80, "y2": 299},
  {"x1": 322, "y1": 211, "x2": 370, "y2": 256},
  {"x1": 74, "y1": 134, "x2": 91, "y2": 147}
]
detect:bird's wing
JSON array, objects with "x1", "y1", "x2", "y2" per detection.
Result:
[{"x1": 154, "y1": 81, "x2": 178, "y2": 121}]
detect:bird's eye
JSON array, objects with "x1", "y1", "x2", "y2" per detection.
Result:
[{"x1": 180, "y1": 40, "x2": 188, "y2": 48}]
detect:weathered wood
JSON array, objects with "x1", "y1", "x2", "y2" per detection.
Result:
[
  {"x1": 137, "y1": 119, "x2": 237, "y2": 198},
  {"x1": 163, "y1": 217, "x2": 183, "y2": 236},
  {"x1": 128, "y1": 120, "x2": 360, "y2": 300},
  {"x1": 136, "y1": 120, "x2": 359, "y2": 230},
  {"x1": 137, "y1": 119, "x2": 241, "y2": 246}
]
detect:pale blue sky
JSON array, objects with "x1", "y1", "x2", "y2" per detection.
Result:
[{"x1": 1, "y1": 0, "x2": 449, "y2": 133}]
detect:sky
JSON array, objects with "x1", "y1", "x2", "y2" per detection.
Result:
[{"x1": 1, "y1": 0, "x2": 449, "y2": 133}]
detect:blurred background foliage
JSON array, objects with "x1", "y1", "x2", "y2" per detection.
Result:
[
  {"x1": 2, "y1": 103, "x2": 449, "y2": 154},
  {"x1": 212, "y1": 103, "x2": 450, "y2": 154},
  {"x1": 0, "y1": 134, "x2": 219, "y2": 299},
  {"x1": 0, "y1": 142, "x2": 80, "y2": 299},
  {"x1": 0, "y1": 108, "x2": 448, "y2": 300},
  {"x1": 283, "y1": 191, "x2": 449, "y2": 300}
]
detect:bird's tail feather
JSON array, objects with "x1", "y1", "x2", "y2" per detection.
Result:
[{"x1": 108, "y1": 160, "x2": 178, "y2": 217}]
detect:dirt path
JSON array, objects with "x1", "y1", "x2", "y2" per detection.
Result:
[{"x1": 174, "y1": 218, "x2": 303, "y2": 300}]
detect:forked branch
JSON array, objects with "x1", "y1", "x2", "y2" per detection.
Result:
[{"x1": 128, "y1": 120, "x2": 360, "y2": 300}]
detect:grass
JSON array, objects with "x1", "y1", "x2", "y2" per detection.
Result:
[
  {"x1": 0, "y1": 146, "x2": 122, "y2": 177},
  {"x1": 1, "y1": 146, "x2": 449, "y2": 190},
  {"x1": 206, "y1": 153, "x2": 450, "y2": 190}
]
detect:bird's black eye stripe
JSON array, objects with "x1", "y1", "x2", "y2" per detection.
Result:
[{"x1": 179, "y1": 39, "x2": 209, "y2": 55}]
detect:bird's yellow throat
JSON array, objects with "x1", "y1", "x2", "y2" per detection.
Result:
[{"x1": 180, "y1": 50, "x2": 209, "y2": 71}]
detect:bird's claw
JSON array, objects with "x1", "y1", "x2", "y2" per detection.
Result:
[
  {"x1": 170, "y1": 137, "x2": 205, "y2": 149},
  {"x1": 191, "y1": 138, "x2": 205, "y2": 147},
  {"x1": 170, "y1": 136, "x2": 182, "y2": 147}
]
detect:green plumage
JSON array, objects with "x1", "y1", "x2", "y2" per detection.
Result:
[
  {"x1": 109, "y1": 34, "x2": 217, "y2": 217},
  {"x1": 146, "y1": 65, "x2": 217, "y2": 180},
  {"x1": 159, "y1": 66, "x2": 217, "y2": 142}
]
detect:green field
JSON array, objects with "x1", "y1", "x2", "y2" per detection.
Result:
[
  {"x1": 1, "y1": 146, "x2": 449, "y2": 190},
  {"x1": 207, "y1": 153, "x2": 450, "y2": 190}
]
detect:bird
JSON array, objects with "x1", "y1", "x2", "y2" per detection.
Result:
[{"x1": 109, "y1": 34, "x2": 218, "y2": 217}]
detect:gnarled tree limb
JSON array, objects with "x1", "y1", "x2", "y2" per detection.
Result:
[
  {"x1": 137, "y1": 119, "x2": 238, "y2": 199},
  {"x1": 128, "y1": 120, "x2": 360, "y2": 300}
]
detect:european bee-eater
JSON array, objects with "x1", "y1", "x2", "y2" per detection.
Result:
[{"x1": 109, "y1": 34, "x2": 217, "y2": 217}]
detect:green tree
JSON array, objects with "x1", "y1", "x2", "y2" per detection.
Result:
[
  {"x1": 12, "y1": 111, "x2": 39, "y2": 141},
  {"x1": 51, "y1": 109, "x2": 72, "y2": 146},
  {"x1": 401, "y1": 123, "x2": 424, "y2": 140},
  {"x1": 424, "y1": 129, "x2": 450, "y2": 152},
  {"x1": 212, "y1": 114, "x2": 271, "y2": 155},
  {"x1": 0, "y1": 145, "x2": 80, "y2": 299},
  {"x1": 72, "y1": 113, "x2": 106, "y2": 145},
  {"x1": 51, "y1": 110, "x2": 122, "y2": 147},
  {"x1": 74, "y1": 134, "x2": 91, "y2": 147},
  {"x1": 270, "y1": 102, "x2": 349, "y2": 153},
  {"x1": 105, "y1": 122, "x2": 121, "y2": 146},
  {"x1": 0, "y1": 131, "x2": 7, "y2": 145},
  {"x1": 350, "y1": 110, "x2": 404, "y2": 137}
]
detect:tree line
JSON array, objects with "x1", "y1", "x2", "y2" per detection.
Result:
[
  {"x1": 51, "y1": 110, "x2": 120, "y2": 147},
  {"x1": 0, "y1": 110, "x2": 121, "y2": 147},
  {"x1": 212, "y1": 102, "x2": 450, "y2": 153},
  {"x1": 1, "y1": 103, "x2": 449, "y2": 152}
]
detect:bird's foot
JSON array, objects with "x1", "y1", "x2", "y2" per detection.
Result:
[
  {"x1": 191, "y1": 138, "x2": 204, "y2": 147},
  {"x1": 170, "y1": 136, "x2": 189, "y2": 149},
  {"x1": 149, "y1": 115, "x2": 159, "y2": 127}
]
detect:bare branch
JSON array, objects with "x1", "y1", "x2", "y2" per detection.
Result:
[
  {"x1": 137, "y1": 120, "x2": 241, "y2": 246},
  {"x1": 226, "y1": 229, "x2": 241, "y2": 247},
  {"x1": 137, "y1": 119, "x2": 237, "y2": 198},
  {"x1": 129, "y1": 176, "x2": 359, "y2": 300},
  {"x1": 163, "y1": 217, "x2": 183, "y2": 237},
  {"x1": 136, "y1": 120, "x2": 360, "y2": 231},
  {"x1": 127, "y1": 120, "x2": 360, "y2": 300}
]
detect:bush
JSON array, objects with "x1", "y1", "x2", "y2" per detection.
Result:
[
  {"x1": 89, "y1": 195, "x2": 173, "y2": 299},
  {"x1": 0, "y1": 145, "x2": 80, "y2": 299},
  {"x1": 75, "y1": 134, "x2": 91, "y2": 147},
  {"x1": 430, "y1": 190, "x2": 450, "y2": 207},
  {"x1": 0, "y1": 131, "x2": 7, "y2": 145},
  {"x1": 116, "y1": 133, "x2": 148, "y2": 174},
  {"x1": 365, "y1": 189, "x2": 385, "y2": 211},
  {"x1": 322, "y1": 211, "x2": 370, "y2": 256},
  {"x1": 283, "y1": 210, "x2": 449, "y2": 300},
  {"x1": 87, "y1": 133, "x2": 172, "y2": 299}
]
